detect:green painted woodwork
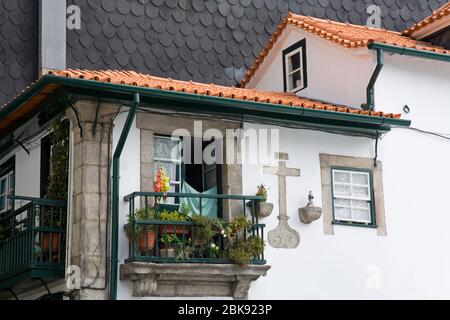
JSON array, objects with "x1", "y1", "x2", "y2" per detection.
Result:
[
  {"x1": 123, "y1": 192, "x2": 266, "y2": 266},
  {"x1": 0, "y1": 196, "x2": 67, "y2": 290}
]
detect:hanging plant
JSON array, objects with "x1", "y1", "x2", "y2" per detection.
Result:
[{"x1": 45, "y1": 120, "x2": 69, "y2": 201}]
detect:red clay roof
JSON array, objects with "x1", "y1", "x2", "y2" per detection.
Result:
[
  {"x1": 47, "y1": 69, "x2": 401, "y2": 119},
  {"x1": 402, "y1": 2, "x2": 450, "y2": 36},
  {"x1": 241, "y1": 12, "x2": 450, "y2": 87}
]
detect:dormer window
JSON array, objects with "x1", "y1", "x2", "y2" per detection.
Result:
[{"x1": 282, "y1": 39, "x2": 307, "y2": 92}]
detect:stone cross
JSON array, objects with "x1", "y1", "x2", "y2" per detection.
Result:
[{"x1": 263, "y1": 152, "x2": 301, "y2": 248}]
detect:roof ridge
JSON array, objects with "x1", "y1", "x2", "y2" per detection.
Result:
[
  {"x1": 288, "y1": 12, "x2": 401, "y2": 35},
  {"x1": 240, "y1": 11, "x2": 449, "y2": 87},
  {"x1": 402, "y1": 1, "x2": 450, "y2": 36}
]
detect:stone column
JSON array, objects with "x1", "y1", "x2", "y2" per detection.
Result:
[
  {"x1": 222, "y1": 129, "x2": 243, "y2": 221},
  {"x1": 140, "y1": 129, "x2": 154, "y2": 208},
  {"x1": 66, "y1": 100, "x2": 118, "y2": 300}
]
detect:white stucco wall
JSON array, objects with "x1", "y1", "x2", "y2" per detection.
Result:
[
  {"x1": 112, "y1": 112, "x2": 141, "y2": 300},
  {"x1": 242, "y1": 54, "x2": 450, "y2": 299},
  {"x1": 246, "y1": 25, "x2": 373, "y2": 108},
  {"x1": 243, "y1": 121, "x2": 450, "y2": 299},
  {"x1": 0, "y1": 132, "x2": 44, "y2": 209}
]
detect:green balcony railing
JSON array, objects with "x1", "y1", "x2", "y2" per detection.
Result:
[
  {"x1": 124, "y1": 192, "x2": 266, "y2": 265},
  {"x1": 0, "y1": 196, "x2": 67, "y2": 289}
]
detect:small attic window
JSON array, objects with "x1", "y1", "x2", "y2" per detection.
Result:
[{"x1": 282, "y1": 39, "x2": 307, "y2": 92}]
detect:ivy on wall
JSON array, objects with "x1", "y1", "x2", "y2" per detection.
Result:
[{"x1": 45, "y1": 120, "x2": 69, "y2": 201}]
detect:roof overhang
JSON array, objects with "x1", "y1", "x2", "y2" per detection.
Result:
[
  {"x1": 411, "y1": 17, "x2": 450, "y2": 40},
  {"x1": 368, "y1": 42, "x2": 450, "y2": 63},
  {"x1": 0, "y1": 75, "x2": 411, "y2": 139}
]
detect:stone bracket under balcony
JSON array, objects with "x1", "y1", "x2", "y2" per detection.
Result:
[{"x1": 120, "y1": 262, "x2": 271, "y2": 299}]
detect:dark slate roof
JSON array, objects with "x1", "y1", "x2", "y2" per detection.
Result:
[
  {"x1": 66, "y1": 0, "x2": 448, "y2": 87},
  {"x1": 0, "y1": 0, "x2": 38, "y2": 108},
  {"x1": 426, "y1": 27, "x2": 450, "y2": 49},
  {"x1": 1, "y1": 0, "x2": 448, "y2": 107}
]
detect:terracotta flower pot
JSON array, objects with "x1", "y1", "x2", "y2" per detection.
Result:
[
  {"x1": 158, "y1": 224, "x2": 190, "y2": 236},
  {"x1": 42, "y1": 233, "x2": 61, "y2": 255},
  {"x1": 139, "y1": 229, "x2": 156, "y2": 253}
]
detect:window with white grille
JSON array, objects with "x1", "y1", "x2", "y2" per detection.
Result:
[
  {"x1": 154, "y1": 135, "x2": 182, "y2": 204},
  {"x1": 331, "y1": 169, "x2": 375, "y2": 226}
]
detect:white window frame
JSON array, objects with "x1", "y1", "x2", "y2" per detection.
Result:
[
  {"x1": 154, "y1": 135, "x2": 182, "y2": 201},
  {"x1": 331, "y1": 168, "x2": 374, "y2": 225},
  {"x1": 0, "y1": 170, "x2": 14, "y2": 213},
  {"x1": 284, "y1": 47, "x2": 304, "y2": 92}
]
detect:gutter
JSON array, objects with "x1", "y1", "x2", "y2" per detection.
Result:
[
  {"x1": 0, "y1": 75, "x2": 410, "y2": 140},
  {"x1": 362, "y1": 48, "x2": 384, "y2": 111},
  {"x1": 28, "y1": 76, "x2": 410, "y2": 130},
  {"x1": 368, "y1": 42, "x2": 450, "y2": 63},
  {"x1": 109, "y1": 93, "x2": 140, "y2": 300},
  {"x1": 363, "y1": 41, "x2": 450, "y2": 112}
]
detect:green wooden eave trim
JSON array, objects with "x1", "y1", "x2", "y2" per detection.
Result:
[
  {"x1": 368, "y1": 42, "x2": 450, "y2": 63},
  {"x1": 0, "y1": 75, "x2": 411, "y2": 138}
]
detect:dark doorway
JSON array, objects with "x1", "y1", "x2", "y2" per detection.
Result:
[{"x1": 183, "y1": 137, "x2": 222, "y2": 217}]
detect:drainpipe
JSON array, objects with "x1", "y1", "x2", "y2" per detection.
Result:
[
  {"x1": 109, "y1": 93, "x2": 140, "y2": 300},
  {"x1": 362, "y1": 48, "x2": 384, "y2": 111}
]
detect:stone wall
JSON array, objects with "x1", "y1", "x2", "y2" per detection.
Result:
[{"x1": 66, "y1": 99, "x2": 119, "y2": 300}]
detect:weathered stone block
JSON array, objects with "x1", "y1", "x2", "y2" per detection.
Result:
[
  {"x1": 83, "y1": 165, "x2": 100, "y2": 194},
  {"x1": 120, "y1": 263, "x2": 271, "y2": 299}
]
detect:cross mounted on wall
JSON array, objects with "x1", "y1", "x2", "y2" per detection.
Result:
[{"x1": 263, "y1": 152, "x2": 301, "y2": 249}]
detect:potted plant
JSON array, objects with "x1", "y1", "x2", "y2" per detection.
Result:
[
  {"x1": 159, "y1": 233, "x2": 178, "y2": 258},
  {"x1": 248, "y1": 184, "x2": 274, "y2": 218},
  {"x1": 229, "y1": 235, "x2": 265, "y2": 266},
  {"x1": 41, "y1": 209, "x2": 67, "y2": 258},
  {"x1": 157, "y1": 209, "x2": 190, "y2": 236},
  {"x1": 256, "y1": 184, "x2": 268, "y2": 201},
  {"x1": 125, "y1": 208, "x2": 156, "y2": 255}
]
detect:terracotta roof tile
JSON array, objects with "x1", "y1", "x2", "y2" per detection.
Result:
[
  {"x1": 241, "y1": 12, "x2": 450, "y2": 87},
  {"x1": 402, "y1": 2, "x2": 450, "y2": 36},
  {"x1": 47, "y1": 69, "x2": 401, "y2": 120}
]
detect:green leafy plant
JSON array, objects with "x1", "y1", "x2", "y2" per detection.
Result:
[
  {"x1": 179, "y1": 202, "x2": 192, "y2": 216},
  {"x1": 45, "y1": 120, "x2": 69, "y2": 201},
  {"x1": 42, "y1": 120, "x2": 69, "y2": 229},
  {"x1": 190, "y1": 214, "x2": 216, "y2": 246},
  {"x1": 230, "y1": 215, "x2": 252, "y2": 236},
  {"x1": 160, "y1": 233, "x2": 178, "y2": 247},
  {"x1": 157, "y1": 209, "x2": 188, "y2": 221},
  {"x1": 125, "y1": 208, "x2": 156, "y2": 239},
  {"x1": 229, "y1": 236, "x2": 264, "y2": 266}
]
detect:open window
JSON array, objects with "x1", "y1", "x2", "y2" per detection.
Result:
[
  {"x1": 282, "y1": 39, "x2": 307, "y2": 92},
  {"x1": 183, "y1": 138, "x2": 221, "y2": 194},
  {"x1": 40, "y1": 134, "x2": 52, "y2": 197},
  {"x1": 0, "y1": 157, "x2": 15, "y2": 214},
  {"x1": 153, "y1": 135, "x2": 222, "y2": 217}
]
